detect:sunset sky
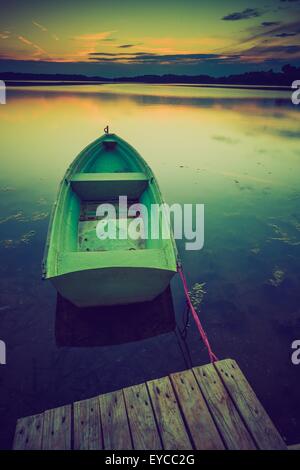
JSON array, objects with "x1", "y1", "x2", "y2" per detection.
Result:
[{"x1": 0, "y1": 0, "x2": 299, "y2": 76}]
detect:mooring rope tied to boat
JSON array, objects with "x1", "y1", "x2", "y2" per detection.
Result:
[{"x1": 177, "y1": 262, "x2": 218, "y2": 363}]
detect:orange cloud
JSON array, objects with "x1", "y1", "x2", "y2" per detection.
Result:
[
  {"x1": 139, "y1": 36, "x2": 231, "y2": 55},
  {"x1": 18, "y1": 35, "x2": 48, "y2": 59},
  {"x1": 32, "y1": 21, "x2": 48, "y2": 32},
  {"x1": 18, "y1": 36, "x2": 33, "y2": 46},
  {"x1": 73, "y1": 31, "x2": 116, "y2": 41}
]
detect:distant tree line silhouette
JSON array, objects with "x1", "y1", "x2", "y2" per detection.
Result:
[{"x1": 1, "y1": 64, "x2": 299, "y2": 86}]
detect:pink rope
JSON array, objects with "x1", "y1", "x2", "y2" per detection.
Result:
[{"x1": 177, "y1": 264, "x2": 218, "y2": 363}]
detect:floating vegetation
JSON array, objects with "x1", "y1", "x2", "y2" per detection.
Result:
[
  {"x1": 0, "y1": 230, "x2": 36, "y2": 248},
  {"x1": 31, "y1": 211, "x2": 49, "y2": 221},
  {"x1": 0, "y1": 211, "x2": 27, "y2": 224},
  {"x1": 223, "y1": 211, "x2": 241, "y2": 218},
  {"x1": 292, "y1": 220, "x2": 300, "y2": 232},
  {"x1": 269, "y1": 223, "x2": 283, "y2": 235},
  {"x1": 212, "y1": 135, "x2": 239, "y2": 145},
  {"x1": 251, "y1": 247, "x2": 260, "y2": 255},
  {"x1": 0, "y1": 305, "x2": 10, "y2": 312},
  {"x1": 268, "y1": 223, "x2": 300, "y2": 246},
  {"x1": 0, "y1": 186, "x2": 15, "y2": 192},
  {"x1": 0, "y1": 210, "x2": 49, "y2": 225},
  {"x1": 20, "y1": 230, "x2": 36, "y2": 244},
  {"x1": 288, "y1": 193, "x2": 300, "y2": 201},
  {"x1": 0, "y1": 239, "x2": 14, "y2": 248},
  {"x1": 267, "y1": 268, "x2": 285, "y2": 288},
  {"x1": 238, "y1": 185, "x2": 253, "y2": 191},
  {"x1": 188, "y1": 282, "x2": 206, "y2": 312},
  {"x1": 37, "y1": 197, "x2": 48, "y2": 205}
]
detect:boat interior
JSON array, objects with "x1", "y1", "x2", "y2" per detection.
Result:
[{"x1": 64, "y1": 138, "x2": 164, "y2": 254}]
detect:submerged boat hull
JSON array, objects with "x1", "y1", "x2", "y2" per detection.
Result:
[{"x1": 43, "y1": 133, "x2": 177, "y2": 307}]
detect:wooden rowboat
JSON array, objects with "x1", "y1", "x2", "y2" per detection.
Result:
[{"x1": 43, "y1": 132, "x2": 177, "y2": 307}]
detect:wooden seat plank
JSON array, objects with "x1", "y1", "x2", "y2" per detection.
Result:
[
  {"x1": 193, "y1": 364, "x2": 256, "y2": 450},
  {"x1": 215, "y1": 359, "x2": 287, "y2": 450},
  {"x1": 147, "y1": 376, "x2": 192, "y2": 450},
  {"x1": 42, "y1": 405, "x2": 71, "y2": 450},
  {"x1": 123, "y1": 383, "x2": 162, "y2": 450},
  {"x1": 13, "y1": 413, "x2": 44, "y2": 450},
  {"x1": 74, "y1": 397, "x2": 102, "y2": 450},
  {"x1": 170, "y1": 369, "x2": 225, "y2": 450},
  {"x1": 71, "y1": 172, "x2": 148, "y2": 200},
  {"x1": 99, "y1": 390, "x2": 132, "y2": 450}
]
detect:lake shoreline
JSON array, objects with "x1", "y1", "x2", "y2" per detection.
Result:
[{"x1": 5, "y1": 80, "x2": 291, "y2": 92}]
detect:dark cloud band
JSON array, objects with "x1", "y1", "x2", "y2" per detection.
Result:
[{"x1": 222, "y1": 8, "x2": 261, "y2": 21}]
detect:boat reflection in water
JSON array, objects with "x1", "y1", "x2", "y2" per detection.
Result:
[{"x1": 55, "y1": 286, "x2": 175, "y2": 347}]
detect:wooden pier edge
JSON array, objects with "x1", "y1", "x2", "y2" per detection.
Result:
[
  {"x1": 288, "y1": 444, "x2": 300, "y2": 450},
  {"x1": 12, "y1": 358, "x2": 287, "y2": 451}
]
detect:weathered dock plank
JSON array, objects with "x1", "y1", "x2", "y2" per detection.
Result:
[
  {"x1": 288, "y1": 444, "x2": 300, "y2": 450},
  {"x1": 170, "y1": 369, "x2": 225, "y2": 450},
  {"x1": 147, "y1": 376, "x2": 192, "y2": 450},
  {"x1": 215, "y1": 359, "x2": 287, "y2": 450},
  {"x1": 42, "y1": 405, "x2": 71, "y2": 450},
  {"x1": 193, "y1": 364, "x2": 256, "y2": 450},
  {"x1": 13, "y1": 413, "x2": 44, "y2": 450},
  {"x1": 74, "y1": 397, "x2": 102, "y2": 450},
  {"x1": 13, "y1": 359, "x2": 287, "y2": 451},
  {"x1": 99, "y1": 390, "x2": 132, "y2": 450},
  {"x1": 123, "y1": 383, "x2": 162, "y2": 450}
]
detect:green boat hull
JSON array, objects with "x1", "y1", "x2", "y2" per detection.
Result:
[
  {"x1": 52, "y1": 266, "x2": 174, "y2": 307},
  {"x1": 43, "y1": 133, "x2": 177, "y2": 307}
]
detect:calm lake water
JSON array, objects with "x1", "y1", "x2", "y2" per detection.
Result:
[{"x1": 0, "y1": 83, "x2": 300, "y2": 448}]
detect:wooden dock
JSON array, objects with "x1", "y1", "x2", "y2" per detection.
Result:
[{"x1": 13, "y1": 358, "x2": 287, "y2": 450}]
